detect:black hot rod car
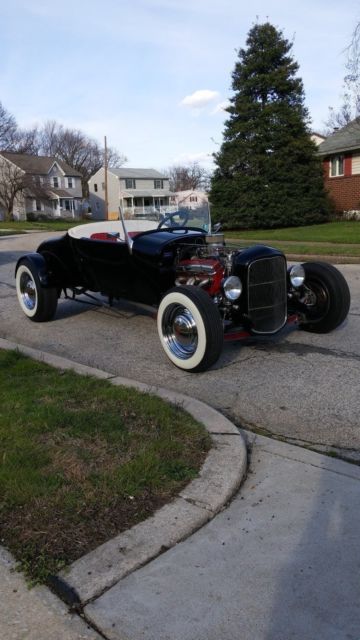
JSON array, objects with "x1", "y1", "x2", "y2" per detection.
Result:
[{"x1": 15, "y1": 208, "x2": 350, "y2": 372}]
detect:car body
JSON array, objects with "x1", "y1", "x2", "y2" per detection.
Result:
[{"x1": 15, "y1": 208, "x2": 351, "y2": 371}]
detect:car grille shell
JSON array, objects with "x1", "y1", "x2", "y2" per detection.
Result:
[{"x1": 247, "y1": 256, "x2": 287, "y2": 333}]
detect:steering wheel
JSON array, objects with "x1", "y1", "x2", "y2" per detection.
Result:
[{"x1": 157, "y1": 209, "x2": 190, "y2": 229}]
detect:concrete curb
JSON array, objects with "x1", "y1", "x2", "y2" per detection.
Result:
[
  {"x1": 0, "y1": 338, "x2": 247, "y2": 604},
  {"x1": 0, "y1": 548, "x2": 102, "y2": 640}
]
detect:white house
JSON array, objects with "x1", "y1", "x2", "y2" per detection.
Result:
[
  {"x1": 88, "y1": 167, "x2": 176, "y2": 220},
  {"x1": 0, "y1": 152, "x2": 83, "y2": 220},
  {"x1": 173, "y1": 190, "x2": 209, "y2": 210}
]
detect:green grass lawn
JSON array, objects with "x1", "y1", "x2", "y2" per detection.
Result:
[
  {"x1": 0, "y1": 219, "x2": 89, "y2": 234},
  {"x1": 225, "y1": 221, "x2": 360, "y2": 259},
  {"x1": 0, "y1": 350, "x2": 210, "y2": 584},
  {"x1": 226, "y1": 240, "x2": 360, "y2": 258},
  {"x1": 225, "y1": 221, "x2": 360, "y2": 244}
]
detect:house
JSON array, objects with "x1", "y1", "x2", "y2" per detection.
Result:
[
  {"x1": 311, "y1": 132, "x2": 326, "y2": 146},
  {"x1": 317, "y1": 119, "x2": 360, "y2": 213},
  {"x1": 88, "y1": 167, "x2": 176, "y2": 220},
  {"x1": 174, "y1": 190, "x2": 208, "y2": 210},
  {"x1": 0, "y1": 152, "x2": 83, "y2": 220}
]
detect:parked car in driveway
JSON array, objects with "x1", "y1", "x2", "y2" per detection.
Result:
[{"x1": 15, "y1": 207, "x2": 351, "y2": 372}]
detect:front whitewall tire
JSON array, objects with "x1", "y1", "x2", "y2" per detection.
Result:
[{"x1": 157, "y1": 285, "x2": 223, "y2": 372}]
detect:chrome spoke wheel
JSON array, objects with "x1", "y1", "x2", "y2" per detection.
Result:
[
  {"x1": 19, "y1": 271, "x2": 37, "y2": 311},
  {"x1": 162, "y1": 303, "x2": 198, "y2": 360}
]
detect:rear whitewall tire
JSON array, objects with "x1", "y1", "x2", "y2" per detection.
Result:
[{"x1": 16, "y1": 261, "x2": 58, "y2": 322}]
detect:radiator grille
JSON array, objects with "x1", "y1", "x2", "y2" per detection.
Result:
[{"x1": 247, "y1": 256, "x2": 287, "y2": 333}]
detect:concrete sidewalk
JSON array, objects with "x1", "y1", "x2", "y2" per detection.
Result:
[
  {"x1": 0, "y1": 548, "x2": 101, "y2": 640},
  {"x1": 1, "y1": 341, "x2": 360, "y2": 639},
  {"x1": 85, "y1": 436, "x2": 360, "y2": 640}
]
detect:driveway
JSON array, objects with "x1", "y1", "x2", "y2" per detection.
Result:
[{"x1": 1, "y1": 231, "x2": 360, "y2": 459}]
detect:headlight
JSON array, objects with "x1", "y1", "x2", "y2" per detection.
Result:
[
  {"x1": 289, "y1": 264, "x2": 305, "y2": 288},
  {"x1": 223, "y1": 276, "x2": 242, "y2": 301}
]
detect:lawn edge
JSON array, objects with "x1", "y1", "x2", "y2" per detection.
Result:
[{"x1": 0, "y1": 338, "x2": 247, "y2": 605}]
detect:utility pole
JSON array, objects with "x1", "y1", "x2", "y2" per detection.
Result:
[{"x1": 104, "y1": 135, "x2": 109, "y2": 220}]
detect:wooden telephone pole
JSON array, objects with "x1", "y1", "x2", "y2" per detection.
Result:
[{"x1": 104, "y1": 135, "x2": 109, "y2": 220}]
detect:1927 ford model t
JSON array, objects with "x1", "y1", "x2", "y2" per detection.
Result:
[{"x1": 15, "y1": 208, "x2": 351, "y2": 372}]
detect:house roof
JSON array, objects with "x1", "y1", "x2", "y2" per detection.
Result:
[
  {"x1": 0, "y1": 152, "x2": 82, "y2": 177},
  {"x1": 109, "y1": 168, "x2": 167, "y2": 179},
  {"x1": 317, "y1": 118, "x2": 360, "y2": 156},
  {"x1": 175, "y1": 190, "x2": 208, "y2": 198},
  {"x1": 48, "y1": 188, "x2": 80, "y2": 199},
  {"x1": 122, "y1": 189, "x2": 173, "y2": 198}
]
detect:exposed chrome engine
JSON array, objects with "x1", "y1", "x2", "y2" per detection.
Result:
[{"x1": 175, "y1": 241, "x2": 238, "y2": 299}]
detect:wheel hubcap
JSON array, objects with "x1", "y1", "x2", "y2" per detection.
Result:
[
  {"x1": 20, "y1": 272, "x2": 37, "y2": 310},
  {"x1": 162, "y1": 304, "x2": 198, "y2": 360},
  {"x1": 302, "y1": 281, "x2": 329, "y2": 319}
]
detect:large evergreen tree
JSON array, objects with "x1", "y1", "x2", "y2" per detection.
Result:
[{"x1": 210, "y1": 23, "x2": 332, "y2": 228}]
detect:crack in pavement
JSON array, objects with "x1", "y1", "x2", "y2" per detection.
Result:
[
  {"x1": 252, "y1": 339, "x2": 360, "y2": 363},
  {"x1": 0, "y1": 281, "x2": 16, "y2": 290}
]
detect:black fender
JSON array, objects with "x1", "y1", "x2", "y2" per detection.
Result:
[{"x1": 15, "y1": 253, "x2": 53, "y2": 288}]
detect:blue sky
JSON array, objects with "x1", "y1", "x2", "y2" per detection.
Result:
[{"x1": 0, "y1": 0, "x2": 359, "y2": 170}]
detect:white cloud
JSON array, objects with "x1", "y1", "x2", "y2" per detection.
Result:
[
  {"x1": 180, "y1": 90, "x2": 220, "y2": 109},
  {"x1": 211, "y1": 100, "x2": 231, "y2": 115}
]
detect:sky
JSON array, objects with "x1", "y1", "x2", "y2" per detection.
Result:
[{"x1": 0, "y1": 0, "x2": 359, "y2": 171}]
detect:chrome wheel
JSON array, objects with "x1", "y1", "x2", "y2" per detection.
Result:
[
  {"x1": 16, "y1": 260, "x2": 58, "y2": 322},
  {"x1": 161, "y1": 304, "x2": 198, "y2": 360},
  {"x1": 19, "y1": 271, "x2": 37, "y2": 311},
  {"x1": 299, "y1": 262, "x2": 351, "y2": 334},
  {"x1": 157, "y1": 286, "x2": 223, "y2": 372}
]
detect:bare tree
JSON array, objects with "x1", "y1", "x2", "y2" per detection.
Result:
[
  {"x1": 0, "y1": 102, "x2": 19, "y2": 150},
  {"x1": 37, "y1": 120, "x2": 127, "y2": 195},
  {"x1": 165, "y1": 162, "x2": 211, "y2": 192},
  {"x1": 11, "y1": 127, "x2": 40, "y2": 154},
  {"x1": 0, "y1": 102, "x2": 39, "y2": 153},
  {"x1": 0, "y1": 105, "x2": 127, "y2": 199},
  {"x1": 324, "y1": 23, "x2": 360, "y2": 133},
  {"x1": 0, "y1": 156, "x2": 45, "y2": 221}
]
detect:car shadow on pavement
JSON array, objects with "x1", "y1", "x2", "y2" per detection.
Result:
[
  {"x1": 0, "y1": 250, "x2": 30, "y2": 268},
  {"x1": 263, "y1": 458, "x2": 360, "y2": 639}
]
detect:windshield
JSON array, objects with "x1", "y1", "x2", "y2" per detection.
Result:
[{"x1": 121, "y1": 203, "x2": 211, "y2": 233}]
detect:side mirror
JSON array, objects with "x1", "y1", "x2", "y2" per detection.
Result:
[{"x1": 213, "y1": 222, "x2": 222, "y2": 233}]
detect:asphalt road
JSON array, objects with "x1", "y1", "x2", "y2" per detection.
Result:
[{"x1": 1, "y1": 231, "x2": 360, "y2": 459}]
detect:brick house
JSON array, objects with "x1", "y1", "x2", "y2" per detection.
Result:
[{"x1": 317, "y1": 119, "x2": 360, "y2": 213}]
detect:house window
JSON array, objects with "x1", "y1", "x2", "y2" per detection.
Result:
[
  {"x1": 67, "y1": 177, "x2": 73, "y2": 188},
  {"x1": 190, "y1": 196, "x2": 198, "y2": 202},
  {"x1": 330, "y1": 156, "x2": 344, "y2": 177},
  {"x1": 154, "y1": 179, "x2": 163, "y2": 189},
  {"x1": 53, "y1": 176, "x2": 59, "y2": 188},
  {"x1": 94, "y1": 183, "x2": 98, "y2": 192},
  {"x1": 35, "y1": 200, "x2": 42, "y2": 211},
  {"x1": 60, "y1": 199, "x2": 71, "y2": 210},
  {"x1": 125, "y1": 178, "x2": 136, "y2": 189}
]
